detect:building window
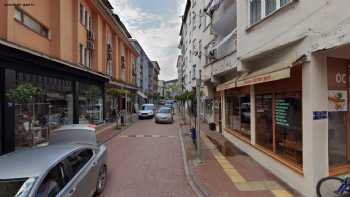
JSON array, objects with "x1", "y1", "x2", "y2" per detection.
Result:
[
  {"x1": 14, "y1": 8, "x2": 49, "y2": 38},
  {"x1": 254, "y1": 65, "x2": 302, "y2": 167},
  {"x1": 280, "y1": 0, "x2": 290, "y2": 6},
  {"x1": 84, "y1": 48, "x2": 90, "y2": 68},
  {"x1": 85, "y1": 10, "x2": 88, "y2": 28},
  {"x1": 249, "y1": 0, "x2": 292, "y2": 25},
  {"x1": 78, "y1": 83, "x2": 103, "y2": 124},
  {"x1": 14, "y1": 72, "x2": 73, "y2": 150},
  {"x1": 256, "y1": 94, "x2": 273, "y2": 150},
  {"x1": 80, "y1": 4, "x2": 84, "y2": 24},
  {"x1": 265, "y1": 0, "x2": 277, "y2": 15},
  {"x1": 107, "y1": 60, "x2": 113, "y2": 76},
  {"x1": 79, "y1": 44, "x2": 84, "y2": 65},
  {"x1": 225, "y1": 87, "x2": 251, "y2": 138},
  {"x1": 192, "y1": 65, "x2": 196, "y2": 80},
  {"x1": 250, "y1": 0, "x2": 262, "y2": 25},
  {"x1": 275, "y1": 92, "x2": 302, "y2": 165}
]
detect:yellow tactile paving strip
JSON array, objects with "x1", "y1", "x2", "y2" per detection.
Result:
[{"x1": 201, "y1": 133, "x2": 293, "y2": 197}]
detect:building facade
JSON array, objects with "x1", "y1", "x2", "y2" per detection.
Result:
[
  {"x1": 130, "y1": 39, "x2": 151, "y2": 104},
  {"x1": 0, "y1": 0, "x2": 138, "y2": 155},
  {"x1": 180, "y1": 0, "x2": 350, "y2": 196}
]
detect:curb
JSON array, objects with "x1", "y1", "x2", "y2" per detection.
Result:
[{"x1": 178, "y1": 121, "x2": 210, "y2": 197}]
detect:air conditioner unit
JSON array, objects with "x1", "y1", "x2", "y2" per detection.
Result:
[
  {"x1": 87, "y1": 31, "x2": 95, "y2": 41},
  {"x1": 121, "y1": 56, "x2": 125, "y2": 68},
  {"x1": 208, "y1": 49, "x2": 217, "y2": 60},
  {"x1": 87, "y1": 40, "x2": 94, "y2": 49},
  {"x1": 107, "y1": 43, "x2": 112, "y2": 52},
  {"x1": 107, "y1": 52, "x2": 112, "y2": 60}
]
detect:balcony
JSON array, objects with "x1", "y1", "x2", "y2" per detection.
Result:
[
  {"x1": 210, "y1": 0, "x2": 237, "y2": 37},
  {"x1": 207, "y1": 28, "x2": 237, "y2": 60}
]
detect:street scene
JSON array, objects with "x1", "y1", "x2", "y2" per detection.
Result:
[{"x1": 1, "y1": 0, "x2": 350, "y2": 197}]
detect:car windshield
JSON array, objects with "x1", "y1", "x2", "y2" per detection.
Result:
[
  {"x1": 159, "y1": 108, "x2": 171, "y2": 113},
  {"x1": 141, "y1": 105, "x2": 153, "y2": 110},
  {"x1": 0, "y1": 177, "x2": 36, "y2": 197}
]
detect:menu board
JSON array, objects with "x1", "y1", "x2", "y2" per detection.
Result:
[
  {"x1": 256, "y1": 95, "x2": 272, "y2": 113},
  {"x1": 275, "y1": 98, "x2": 290, "y2": 127}
]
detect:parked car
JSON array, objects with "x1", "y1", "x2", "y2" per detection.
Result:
[
  {"x1": 155, "y1": 107, "x2": 174, "y2": 124},
  {"x1": 0, "y1": 124, "x2": 107, "y2": 197},
  {"x1": 138, "y1": 104, "x2": 155, "y2": 119}
]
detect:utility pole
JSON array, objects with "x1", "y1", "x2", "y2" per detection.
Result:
[{"x1": 196, "y1": 69, "x2": 203, "y2": 164}]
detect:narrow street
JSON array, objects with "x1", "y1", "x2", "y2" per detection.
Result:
[{"x1": 99, "y1": 117, "x2": 195, "y2": 197}]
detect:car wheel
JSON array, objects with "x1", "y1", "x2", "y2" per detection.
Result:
[{"x1": 96, "y1": 165, "x2": 107, "y2": 194}]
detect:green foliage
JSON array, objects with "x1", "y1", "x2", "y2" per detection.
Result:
[
  {"x1": 86, "y1": 86, "x2": 101, "y2": 99},
  {"x1": 7, "y1": 83, "x2": 41, "y2": 104},
  {"x1": 106, "y1": 88, "x2": 130, "y2": 99},
  {"x1": 176, "y1": 90, "x2": 194, "y2": 102}
]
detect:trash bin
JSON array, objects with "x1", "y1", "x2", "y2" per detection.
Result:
[
  {"x1": 209, "y1": 122, "x2": 216, "y2": 131},
  {"x1": 191, "y1": 128, "x2": 197, "y2": 145}
]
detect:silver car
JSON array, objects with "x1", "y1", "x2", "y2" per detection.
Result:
[
  {"x1": 155, "y1": 107, "x2": 174, "y2": 124},
  {"x1": 0, "y1": 125, "x2": 107, "y2": 197}
]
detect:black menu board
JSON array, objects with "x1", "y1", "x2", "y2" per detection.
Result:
[{"x1": 275, "y1": 98, "x2": 290, "y2": 127}]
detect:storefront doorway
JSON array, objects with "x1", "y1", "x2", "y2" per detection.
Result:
[{"x1": 327, "y1": 57, "x2": 350, "y2": 173}]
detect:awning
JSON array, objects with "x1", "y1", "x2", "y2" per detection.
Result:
[
  {"x1": 109, "y1": 80, "x2": 138, "y2": 90},
  {"x1": 236, "y1": 55, "x2": 305, "y2": 87},
  {"x1": 137, "y1": 91, "x2": 147, "y2": 99},
  {"x1": 236, "y1": 67, "x2": 291, "y2": 87},
  {"x1": 216, "y1": 76, "x2": 240, "y2": 91},
  {"x1": 216, "y1": 54, "x2": 305, "y2": 90}
]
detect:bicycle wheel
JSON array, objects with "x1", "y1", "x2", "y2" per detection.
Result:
[{"x1": 316, "y1": 176, "x2": 346, "y2": 197}]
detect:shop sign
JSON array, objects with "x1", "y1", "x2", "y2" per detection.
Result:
[
  {"x1": 275, "y1": 98, "x2": 290, "y2": 127},
  {"x1": 237, "y1": 68, "x2": 290, "y2": 87},
  {"x1": 313, "y1": 111, "x2": 328, "y2": 120},
  {"x1": 328, "y1": 90, "x2": 348, "y2": 112}
]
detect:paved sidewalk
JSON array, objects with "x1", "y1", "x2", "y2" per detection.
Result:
[{"x1": 180, "y1": 115, "x2": 302, "y2": 197}]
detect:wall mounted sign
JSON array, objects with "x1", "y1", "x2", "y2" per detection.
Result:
[
  {"x1": 275, "y1": 98, "x2": 290, "y2": 127},
  {"x1": 328, "y1": 90, "x2": 348, "y2": 112},
  {"x1": 313, "y1": 111, "x2": 328, "y2": 120}
]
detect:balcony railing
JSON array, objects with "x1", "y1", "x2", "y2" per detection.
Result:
[
  {"x1": 208, "y1": 28, "x2": 237, "y2": 60},
  {"x1": 211, "y1": 0, "x2": 237, "y2": 37}
]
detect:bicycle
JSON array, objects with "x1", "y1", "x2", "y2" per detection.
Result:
[{"x1": 316, "y1": 176, "x2": 350, "y2": 197}]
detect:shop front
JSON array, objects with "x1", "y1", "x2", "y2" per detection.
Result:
[
  {"x1": 0, "y1": 43, "x2": 108, "y2": 155},
  {"x1": 327, "y1": 57, "x2": 350, "y2": 175}
]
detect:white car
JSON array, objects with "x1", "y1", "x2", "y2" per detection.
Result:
[{"x1": 138, "y1": 104, "x2": 155, "y2": 119}]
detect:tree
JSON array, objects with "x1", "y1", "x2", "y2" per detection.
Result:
[{"x1": 106, "y1": 88, "x2": 127, "y2": 128}]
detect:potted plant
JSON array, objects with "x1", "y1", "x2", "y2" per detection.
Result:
[{"x1": 107, "y1": 88, "x2": 123, "y2": 129}]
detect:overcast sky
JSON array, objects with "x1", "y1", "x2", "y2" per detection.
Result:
[{"x1": 110, "y1": 0, "x2": 187, "y2": 81}]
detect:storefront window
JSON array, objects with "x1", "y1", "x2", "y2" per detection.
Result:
[
  {"x1": 327, "y1": 58, "x2": 350, "y2": 167},
  {"x1": 275, "y1": 92, "x2": 302, "y2": 165},
  {"x1": 79, "y1": 83, "x2": 103, "y2": 124},
  {"x1": 253, "y1": 65, "x2": 302, "y2": 167},
  {"x1": 14, "y1": 72, "x2": 73, "y2": 149},
  {"x1": 256, "y1": 94, "x2": 273, "y2": 150},
  {"x1": 225, "y1": 88, "x2": 251, "y2": 138}
]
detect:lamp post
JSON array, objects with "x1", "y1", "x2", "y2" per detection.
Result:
[{"x1": 196, "y1": 69, "x2": 203, "y2": 164}]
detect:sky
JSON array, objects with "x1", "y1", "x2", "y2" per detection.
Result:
[{"x1": 110, "y1": 0, "x2": 187, "y2": 81}]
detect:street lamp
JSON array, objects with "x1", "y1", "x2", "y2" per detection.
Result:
[{"x1": 196, "y1": 69, "x2": 203, "y2": 164}]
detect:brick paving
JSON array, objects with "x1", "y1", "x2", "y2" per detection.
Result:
[
  {"x1": 180, "y1": 114, "x2": 302, "y2": 197},
  {"x1": 97, "y1": 118, "x2": 196, "y2": 197}
]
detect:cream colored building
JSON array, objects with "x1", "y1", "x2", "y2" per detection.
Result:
[{"x1": 180, "y1": 0, "x2": 350, "y2": 196}]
